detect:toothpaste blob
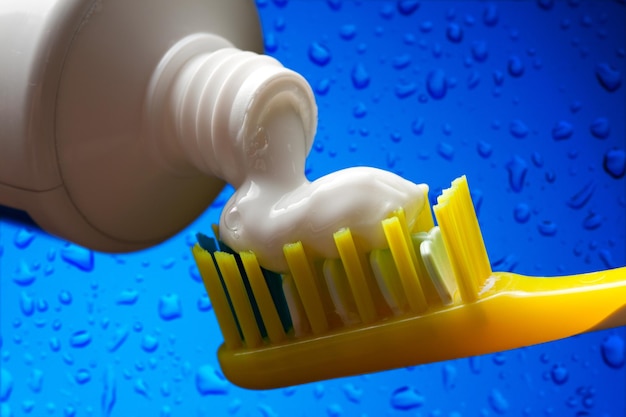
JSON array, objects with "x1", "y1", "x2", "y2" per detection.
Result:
[{"x1": 219, "y1": 96, "x2": 428, "y2": 273}]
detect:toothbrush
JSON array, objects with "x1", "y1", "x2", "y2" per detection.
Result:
[{"x1": 192, "y1": 175, "x2": 626, "y2": 390}]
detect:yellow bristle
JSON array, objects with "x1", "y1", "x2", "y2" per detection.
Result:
[
  {"x1": 214, "y1": 252, "x2": 263, "y2": 348},
  {"x1": 283, "y1": 242, "x2": 329, "y2": 335},
  {"x1": 192, "y1": 245, "x2": 242, "y2": 350},
  {"x1": 333, "y1": 228, "x2": 378, "y2": 324},
  {"x1": 240, "y1": 251, "x2": 286, "y2": 344},
  {"x1": 433, "y1": 176, "x2": 491, "y2": 302},
  {"x1": 382, "y1": 217, "x2": 428, "y2": 313}
]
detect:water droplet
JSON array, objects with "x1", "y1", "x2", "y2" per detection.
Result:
[
  {"x1": 107, "y1": 326, "x2": 130, "y2": 352},
  {"x1": 141, "y1": 334, "x2": 159, "y2": 353},
  {"x1": 467, "y1": 71, "x2": 480, "y2": 89},
  {"x1": 134, "y1": 378, "x2": 150, "y2": 398},
  {"x1": 315, "y1": 78, "x2": 331, "y2": 95},
  {"x1": 69, "y1": 330, "x2": 92, "y2": 348},
  {"x1": 595, "y1": 63, "x2": 622, "y2": 92},
  {"x1": 471, "y1": 41, "x2": 488, "y2": 62},
  {"x1": 469, "y1": 356, "x2": 482, "y2": 374},
  {"x1": 116, "y1": 289, "x2": 139, "y2": 305},
  {"x1": 412, "y1": 118, "x2": 425, "y2": 135},
  {"x1": 308, "y1": 42, "x2": 331, "y2": 66},
  {"x1": 443, "y1": 364, "x2": 457, "y2": 390},
  {"x1": 603, "y1": 148, "x2": 625, "y2": 179},
  {"x1": 583, "y1": 212, "x2": 603, "y2": 230},
  {"x1": 158, "y1": 294, "x2": 182, "y2": 321},
  {"x1": 13, "y1": 228, "x2": 35, "y2": 249},
  {"x1": 195, "y1": 365, "x2": 228, "y2": 395},
  {"x1": 263, "y1": 32, "x2": 278, "y2": 53},
  {"x1": 339, "y1": 24, "x2": 356, "y2": 41},
  {"x1": 102, "y1": 366, "x2": 117, "y2": 417},
  {"x1": 550, "y1": 364, "x2": 569, "y2": 385},
  {"x1": 537, "y1": 0, "x2": 555, "y2": 10},
  {"x1": 493, "y1": 70, "x2": 504, "y2": 86},
  {"x1": 552, "y1": 121, "x2": 573, "y2": 140},
  {"x1": 397, "y1": 0, "x2": 420, "y2": 16},
  {"x1": 483, "y1": 3, "x2": 499, "y2": 26},
  {"x1": 394, "y1": 82, "x2": 418, "y2": 98},
  {"x1": 510, "y1": 120, "x2": 529, "y2": 138},
  {"x1": 589, "y1": 117, "x2": 610, "y2": 139},
  {"x1": 75, "y1": 369, "x2": 91, "y2": 385},
  {"x1": 600, "y1": 334, "x2": 624, "y2": 369},
  {"x1": 476, "y1": 140, "x2": 492, "y2": 158},
  {"x1": 437, "y1": 142, "x2": 455, "y2": 161},
  {"x1": 352, "y1": 101, "x2": 367, "y2": 119},
  {"x1": 538, "y1": 220, "x2": 558, "y2": 237},
  {"x1": 12, "y1": 260, "x2": 36, "y2": 286},
  {"x1": 514, "y1": 203, "x2": 531, "y2": 223},
  {"x1": 197, "y1": 294, "x2": 211, "y2": 312},
  {"x1": 61, "y1": 244, "x2": 94, "y2": 272},
  {"x1": 420, "y1": 20, "x2": 433, "y2": 33},
  {"x1": 26, "y1": 368, "x2": 43, "y2": 393},
  {"x1": 19, "y1": 292, "x2": 34, "y2": 316},
  {"x1": 351, "y1": 63, "x2": 370, "y2": 89},
  {"x1": 446, "y1": 22, "x2": 463, "y2": 43},
  {"x1": 49, "y1": 337, "x2": 61, "y2": 352},
  {"x1": 506, "y1": 155, "x2": 528, "y2": 192},
  {"x1": 427, "y1": 69, "x2": 447, "y2": 99},
  {"x1": 567, "y1": 181, "x2": 595, "y2": 209},
  {"x1": 326, "y1": 0, "x2": 341, "y2": 11},
  {"x1": 488, "y1": 389, "x2": 509, "y2": 414},
  {"x1": 508, "y1": 55, "x2": 525, "y2": 77},
  {"x1": 390, "y1": 386, "x2": 424, "y2": 410},
  {"x1": 0, "y1": 369, "x2": 13, "y2": 401},
  {"x1": 342, "y1": 383, "x2": 362, "y2": 403},
  {"x1": 392, "y1": 53, "x2": 412, "y2": 69}
]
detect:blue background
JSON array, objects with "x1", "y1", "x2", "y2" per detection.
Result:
[{"x1": 1, "y1": 0, "x2": 625, "y2": 416}]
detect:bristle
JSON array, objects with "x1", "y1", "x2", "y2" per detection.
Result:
[
  {"x1": 240, "y1": 252, "x2": 286, "y2": 344},
  {"x1": 433, "y1": 176, "x2": 491, "y2": 302},
  {"x1": 323, "y1": 259, "x2": 361, "y2": 325},
  {"x1": 413, "y1": 187, "x2": 436, "y2": 233},
  {"x1": 369, "y1": 249, "x2": 408, "y2": 315},
  {"x1": 283, "y1": 242, "x2": 329, "y2": 335},
  {"x1": 333, "y1": 228, "x2": 377, "y2": 324},
  {"x1": 281, "y1": 273, "x2": 311, "y2": 336},
  {"x1": 192, "y1": 245, "x2": 242, "y2": 349},
  {"x1": 214, "y1": 252, "x2": 263, "y2": 348},
  {"x1": 382, "y1": 217, "x2": 428, "y2": 313}
]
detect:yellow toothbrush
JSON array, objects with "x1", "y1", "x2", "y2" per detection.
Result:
[{"x1": 192, "y1": 175, "x2": 626, "y2": 390}]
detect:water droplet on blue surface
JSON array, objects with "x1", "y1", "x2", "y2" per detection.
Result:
[
  {"x1": 264, "y1": 32, "x2": 278, "y2": 53},
  {"x1": 0, "y1": 369, "x2": 12, "y2": 402},
  {"x1": 197, "y1": 294, "x2": 212, "y2": 312},
  {"x1": 70, "y1": 330, "x2": 92, "y2": 348},
  {"x1": 326, "y1": 0, "x2": 341, "y2": 11},
  {"x1": 308, "y1": 42, "x2": 331, "y2": 66},
  {"x1": 582, "y1": 212, "x2": 603, "y2": 230},
  {"x1": 443, "y1": 364, "x2": 457, "y2": 390},
  {"x1": 603, "y1": 148, "x2": 625, "y2": 179},
  {"x1": 12, "y1": 260, "x2": 36, "y2": 286},
  {"x1": 195, "y1": 365, "x2": 228, "y2": 395},
  {"x1": 101, "y1": 366, "x2": 117, "y2": 417},
  {"x1": 75, "y1": 369, "x2": 91, "y2": 385},
  {"x1": 506, "y1": 155, "x2": 528, "y2": 192},
  {"x1": 116, "y1": 289, "x2": 139, "y2": 305},
  {"x1": 352, "y1": 101, "x2": 367, "y2": 118},
  {"x1": 467, "y1": 71, "x2": 480, "y2": 89},
  {"x1": 476, "y1": 140, "x2": 492, "y2": 158},
  {"x1": 489, "y1": 389, "x2": 509, "y2": 414},
  {"x1": 567, "y1": 181, "x2": 595, "y2": 209},
  {"x1": 351, "y1": 63, "x2": 370, "y2": 89},
  {"x1": 427, "y1": 69, "x2": 447, "y2": 99},
  {"x1": 13, "y1": 228, "x2": 35, "y2": 249},
  {"x1": 493, "y1": 70, "x2": 504, "y2": 86},
  {"x1": 550, "y1": 364, "x2": 569, "y2": 385},
  {"x1": 510, "y1": 120, "x2": 529, "y2": 138},
  {"x1": 315, "y1": 78, "x2": 331, "y2": 95},
  {"x1": 595, "y1": 63, "x2": 622, "y2": 92},
  {"x1": 339, "y1": 24, "x2": 356, "y2": 41},
  {"x1": 107, "y1": 326, "x2": 130, "y2": 352},
  {"x1": 342, "y1": 383, "x2": 362, "y2": 403},
  {"x1": 601, "y1": 334, "x2": 624, "y2": 369},
  {"x1": 134, "y1": 378, "x2": 150, "y2": 398},
  {"x1": 392, "y1": 53, "x2": 411, "y2": 69},
  {"x1": 483, "y1": 3, "x2": 499, "y2": 26},
  {"x1": 390, "y1": 386, "x2": 424, "y2": 410},
  {"x1": 514, "y1": 203, "x2": 531, "y2": 223},
  {"x1": 537, "y1": 0, "x2": 555, "y2": 10},
  {"x1": 158, "y1": 294, "x2": 182, "y2": 321},
  {"x1": 61, "y1": 245, "x2": 94, "y2": 272},
  {"x1": 19, "y1": 291, "x2": 34, "y2": 316},
  {"x1": 589, "y1": 117, "x2": 610, "y2": 139},
  {"x1": 538, "y1": 220, "x2": 558, "y2": 236},
  {"x1": 446, "y1": 22, "x2": 463, "y2": 43},
  {"x1": 471, "y1": 41, "x2": 488, "y2": 62},
  {"x1": 141, "y1": 334, "x2": 159, "y2": 353},
  {"x1": 437, "y1": 142, "x2": 455, "y2": 160},
  {"x1": 57, "y1": 290, "x2": 72, "y2": 306},
  {"x1": 508, "y1": 55, "x2": 525, "y2": 77},
  {"x1": 395, "y1": 82, "x2": 418, "y2": 98},
  {"x1": 412, "y1": 118, "x2": 425, "y2": 135},
  {"x1": 397, "y1": 0, "x2": 420, "y2": 16},
  {"x1": 552, "y1": 121, "x2": 573, "y2": 140},
  {"x1": 49, "y1": 337, "x2": 61, "y2": 352},
  {"x1": 420, "y1": 20, "x2": 433, "y2": 33}
]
